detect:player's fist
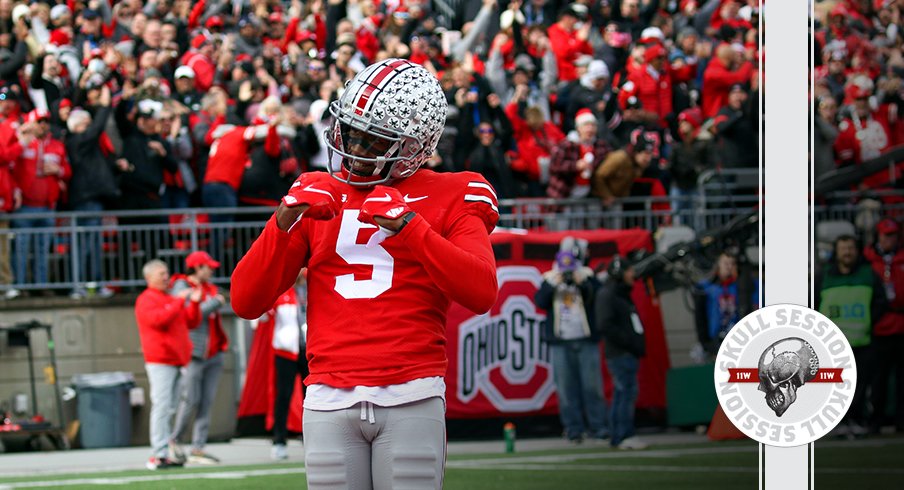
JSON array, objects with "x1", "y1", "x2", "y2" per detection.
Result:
[
  {"x1": 276, "y1": 172, "x2": 343, "y2": 231},
  {"x1": 358, "y1": 185, "x2": 412, "y2": 232}
]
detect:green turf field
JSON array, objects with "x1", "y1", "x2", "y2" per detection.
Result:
[{"x1": 1, "y1": 437, "x2": 902, "y2": 489}]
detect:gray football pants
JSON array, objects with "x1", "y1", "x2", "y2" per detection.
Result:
[
  {"x1": 303, "y1": 397, "x2": 446, "y2": 490},
  {"x1": 170, "y1": 353, "x2": 224, "y2": 450}
]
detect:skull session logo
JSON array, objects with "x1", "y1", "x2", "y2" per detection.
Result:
[{"x1": 714, "y1": 305, "x2": 857, "y2": 447}]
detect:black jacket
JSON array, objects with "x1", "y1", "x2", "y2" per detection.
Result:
[
  {"x1": 595, "y1": 279, "x2": 646, "y2": 358},
  {"x1": 670, "y1": 137, "x2": 716, "y2": 191},
  {"x1": 119, "y1": 130, "x2": 177, "y2": 209},
  {"x1": 65, "y1": 106, "x2": 121, "y2": 207}
]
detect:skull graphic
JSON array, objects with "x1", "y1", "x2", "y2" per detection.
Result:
[{"x1": 757, "y1": 338, "x2": 819, "y2": 417}]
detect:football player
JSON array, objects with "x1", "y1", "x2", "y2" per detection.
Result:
[{"x1": 231, "y1": 58, "x2": 499, "y2": 489}]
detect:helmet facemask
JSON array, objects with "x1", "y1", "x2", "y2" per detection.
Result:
[{"x1": 326, "y1": 103, "x2": 423, "y2": 187}]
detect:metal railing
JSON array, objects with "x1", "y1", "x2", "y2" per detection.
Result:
[{"x1": 0, "y1": 194, "x2": 760, "y2": 294}]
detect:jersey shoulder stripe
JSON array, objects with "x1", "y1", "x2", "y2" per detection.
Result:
[{"x1": 464, "y1": 181, "x2": 500, "y2": 214}]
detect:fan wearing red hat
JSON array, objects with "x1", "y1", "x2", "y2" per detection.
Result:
[
  {"x1": 10, "y1": 108, "x2": 71, "y2": 293},
  {"x1": 168, "y1": 250, "x2": 228, "y2": 466},
  {"x1": 862, "y1": 217, "x2": 904, "y2": 434},
  {"x1": 623, "y1": 42, "x2": 673, "y2": 128},
  {"x1": 180, "y1": 34, "x2": 217, "y2": 92},
  {"x1": 670, "y1": 107, "x2": 714, "y2": 225},
  {"x1": 547, "y1": 108, "x2": 612, "y2": 202},
  {"x1": 834, "y1": 76, "x2": 898, "y2": 189}
]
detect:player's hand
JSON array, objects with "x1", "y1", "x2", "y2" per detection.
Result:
[
  {"x1": 358, "y1": 185, "x2": 412, "y2": 232},
  {"x1": 276, "y1": 173, "x2": 343, "y2": 231}
]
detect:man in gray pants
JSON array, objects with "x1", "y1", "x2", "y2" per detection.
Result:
[{"x1": 169, "y1": 251, "x2": 228, "y2": 465}]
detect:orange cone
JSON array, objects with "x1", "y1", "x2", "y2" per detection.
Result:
[{"x1": 707, "y1": 404, "x2": 748, "y2": 441}]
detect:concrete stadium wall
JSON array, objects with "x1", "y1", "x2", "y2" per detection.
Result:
[{"x1": 0, "y1": 298, "x2": 242, "y2": 448}]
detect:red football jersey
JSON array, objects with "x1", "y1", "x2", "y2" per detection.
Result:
[{"x1": 231, "y1": 169, "x2": 499, "y2": 388}]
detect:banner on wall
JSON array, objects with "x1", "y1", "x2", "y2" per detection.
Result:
[{"x1": 444, "y1": 229, "x2": 670, "y2": 419}]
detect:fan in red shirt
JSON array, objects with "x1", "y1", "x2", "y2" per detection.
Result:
[
  {"x1": 231, "y1": 59, "x2": 498, "y2": 489},
  {"x1": 10, "y1": 109, "x2": 71, "y2": 291},
  {"x1": 701, "y1": 43, "x2": 756, "y2": 118},
  {"x1": 547, "y1": 4, "x2": 593, "y2": 83},
  {"x1": 834, "y1": 76, "x2": 901, "y2": 190}
]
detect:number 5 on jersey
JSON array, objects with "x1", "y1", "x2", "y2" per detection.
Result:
[{"x1": 335, "y1": 210, "x2": 394, "y2": 299}]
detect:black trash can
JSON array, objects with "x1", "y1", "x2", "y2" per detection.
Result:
[{"x1": 71, "y1": 372, "x2": 135, "y2": 449}]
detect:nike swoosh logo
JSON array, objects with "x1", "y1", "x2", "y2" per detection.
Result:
[
  {"x1": 403, "y1": 194, "x2": 428, "y2": 203},
  {"x1": 302, "y1": 184, "x2": 336, "y2": 201},
  {"x1": 363, "y1": 193, "x2": 393, "y2": 204}
]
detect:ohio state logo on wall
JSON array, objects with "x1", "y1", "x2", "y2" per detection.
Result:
[{"x1": 456, "y1": 266, "x2": 555, "y2": 412}]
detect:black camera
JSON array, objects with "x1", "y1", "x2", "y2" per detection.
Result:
[{"x1": 562, "y1": 271, "x2": 575, "y2": 285}]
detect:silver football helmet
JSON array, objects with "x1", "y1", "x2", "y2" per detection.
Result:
[{"x1": 325, "y1": 58, "x2": 448, "y2": 186}]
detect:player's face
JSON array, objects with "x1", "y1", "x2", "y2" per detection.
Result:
[{"x1": 340, "y1": 122, "x2": 396, "y2": 176}]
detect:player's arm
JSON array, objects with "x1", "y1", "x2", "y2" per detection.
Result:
[
  {"x1": 231, "y1": 172, "x2": 342, "y2": 319},
  {"x1": 401, "y1": 213, "x2": 498, "y2": 314},
  {"x1": 359, "y1": 179, "x2": 499, "y2": 314},
  {"x1": 231, "y1": 215, "x2": 310, "y2": 320}
]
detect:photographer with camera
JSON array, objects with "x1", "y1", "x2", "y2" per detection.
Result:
[
  {"x1": 595, "y1": 254, "x2": 648, "y2": 450},
  {"x1": 535, "y1": 236, "x2": 608, "y2": 444}
]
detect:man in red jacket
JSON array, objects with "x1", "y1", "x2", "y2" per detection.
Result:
[
  {"x1": 230, "y1": 59, "x2": 498, "y2": 489},
  {"x1": 11, "y1": 109, "x2": 70, "y2": 294},
  {"x1": 135, "y1": 259, "x2": 201, "y2": 470},
  {"x1": 701, "y1": 44, "x2": 755, "y2": 118},
  {"x1": 625, "y1": 43, "x2": 673, "y2": 129},
  {"x1": 864, "y1": 219, "x2": 904, "y2": 434},
  {"x1": 547, "y1": 4, "x2": 593, "y2": 83}
]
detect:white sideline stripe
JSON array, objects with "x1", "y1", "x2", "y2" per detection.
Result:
[
  {"x1": 0, "y1": 468, "x2": 307, "y2": 489},
  {"x1": 464, "y1": 195, "x2": 499, "y2": 213}
]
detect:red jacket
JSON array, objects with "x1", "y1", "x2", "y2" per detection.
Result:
[
  {"x1": 834, "y1": 109, "x2": 898, "y2": 188},
  {"x1": 863, "y1": 245, "x2": 904, "y2": 336},
  {"x1": 702, "y1": 58, "x2": 755, "y2": 118},
  {"x1": 626, "y1": 64, "x2": 673, "y2": 128},
  {"x1": 205, "y1": 125, "x2": 279, "y2": 190},
  {"x1": 506, "y1": 103, "x2": 565, "y2": 182},
  {"x1": 547, "y1": 23, "x2": 593, "y2": 82},
  {"x1": 180, "y1": 51, "x2": 216, "y2": 93},
  {"x1": 135, "y1": 287, "x2": 200, "y2": 366},
  {"x1": 0, "y1": 116, "x2": 20, "y2": 211},
  {"x1": 13, "y1": 135, "x2": 71, "y2": 209}
]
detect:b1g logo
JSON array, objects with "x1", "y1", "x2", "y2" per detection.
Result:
[
  {"x1": 714, "y1": 304, "x2": 857, "y2": 447},
  {"x1": 457, "y1": 266, "x2": 554, "y2": 412}
]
